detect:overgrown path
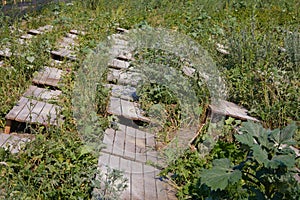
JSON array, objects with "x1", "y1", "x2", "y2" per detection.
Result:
[
  {"x1": 98, "y1": 28, "x2": 176, "y2": 199},
  {"x1": 0, "y1": 25, "x2": 261, "y2": 199}
]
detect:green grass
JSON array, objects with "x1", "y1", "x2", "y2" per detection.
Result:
[{"x1": 0, "y1": 0, "x2": 299, "y2": 199}]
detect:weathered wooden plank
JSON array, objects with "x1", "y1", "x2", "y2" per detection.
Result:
[
  {"x1": 109, "y1": 154, "x2": 120, "y2": 171},
  {"x1": 106, "y1": 84, "x2": 138, "y2": 101},
  {"x1": 103, "y1": 128, "x2": 115, "y2": 154},
  {"x1": 216, "y1": 43, "x2": 230, "y2": 55},
  {"x1": 116, "y1": 27, "x2": 129, "y2": 33},
  {"x1": 59, "y1": 37, "x2": 78, "y2": 47},
  {"x1": 35, "y1": 103, "x2": 54, "y2": 125},
  {"x1": 209, "y1": 100, "x2": 259, "y2": 122},
  {"x1": 155, "y1": 171, "x2": 168, "y2": 200},
  {"x1": 70, "y1": 29, "x2": 86, "y2": 36},
  {"x1": 144, "y1": 165, "x2": 157, "y2": 199},
  {"x1": 110, "y1": 47, "x2": 133, "y2": 61},
  {"x1": 107, "y1": 68, "x2": 120, "y2": 82},
  {"x1": 20, "y1": 34, "x2": 33, "y2": 39},
  {"x1": 135, "y1": 134, "x2": 146, "y2": 163},
  {"x1": 131, "y1": 161, "x2": 144, "y2": 200},
  {"x1": 121, "y1": 99, "x2": 138, "y2": 120},
  {"x1": 124, "y1": 126, "x2": 136, "y2": 160},
  {"x1": 119, "y1": 158, "x2": 131, "y2": 200},
  {"x1": 23, "y1": 85, "x2": 38, "y2": 97},
  {"x1": 182, "y1": 66, "x2": 196, "y2": 77},
  {"x1": 112, "y1": 124, "x2": 126, "y2": 156},
  {"x1": 51, "y1": 48, "x2": 76, "y2": 61},
  {"x1": 5, "y1": 97, "x2": 29, "y2": 120},
  {"x1": 25, "y1": 101, "x2": 46, "y2": 122},
  {"x1": 107, "y1": 96, "x2": 122, "y2": 116},
  {"x1": 48, "y1": 105, "x2": 61, "y2": 125},
  {"x1": 108, "y1": 59, "x2": 130, "y2": 69},
  {"x1": 37, "y1": 25, "x2": 53, "y2": 32},
  {"x1": 46, "y1": 67, "x2": 62, "y2": 87},
  {"x1": 28, "y1": 29, "x2": 42, "y2": 35},
  {"x1": 0, "y1": 47, "x2": 12, "y2": 58},
  {"x1": 32, "y1": 67, "x2": 51, "y2": 85},
  {"x1": 66, "y1": 33, "x2": 78, "y2": 39},
  {"x1": 32, "y1": 67, "x2": 62, "y2": 87},
  {"x1": 15, "y1": 99, "x2": 38, "y2": 122}
]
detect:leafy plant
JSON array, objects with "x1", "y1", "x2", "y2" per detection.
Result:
[{"x1": 201, "y1": 121, "x2": 300, "y2": 199}]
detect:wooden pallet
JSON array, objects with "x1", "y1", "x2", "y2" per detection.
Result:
[
  {"x1": 107, "y1": 68, "x2": 142, "y2": 86},
  {"x1": 209, "y1": 100, "x2": 259, "y2": 122},
  {"x1": 5, "y1": 97, "x2": 62, "y2": 134},
  {"x1": 69, "y1": 29, "x2": 86, "y2": 36},
  {"x1": 51, "y1": 48, "x2": 77, "y2": 61},
  {"x1": 107, "y1": 96, "x2": 150, "y2": 122},
  {"x1": 32, "y1": 67, "x2": 63, "y2": 88},
  {"x1": 0, "y1": 47, "x2": 12, "y2": 58},
  {"x1": 108, "y1": 58, "x2": 130, "y2": 69},
  {"x1": 23, "y1": 85, "x2": 61, "y2": 101},
  {"x1": 106, "y1": 84, "x2": 138, "y2": 101}
]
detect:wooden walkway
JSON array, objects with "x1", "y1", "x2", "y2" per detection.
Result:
[
  {"x1": 4, "y1": 27, "x2": 81, "y2": 133},
  {"x1": 98, "y1": 29, "x2": 177, "y2": 200}
]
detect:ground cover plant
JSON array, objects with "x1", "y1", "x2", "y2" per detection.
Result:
[{"x1": 0, "y1": 0, "x2": 299, "y2": 199}]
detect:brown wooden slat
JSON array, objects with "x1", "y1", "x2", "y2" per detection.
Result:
[
  {"x1": 32, "y1": 67, "x2": 50, "y2": 85},
  {"x1": 70, "y1": 29, "x2": 86, "y2": 36},
  {"x1": 144, "y1": 165, "x2": 157, "y2": 199},
  {"x1": 23, "y1": 85, "x2": 38, "y2": 97},
  {"x1": 35, "y1": 102, "x2": 54, "y2": 125},
  {"x1": 28, "y1": 29, "x2": 42, "y2": 35},
  {"x1": 155, "y1": 171, "x2": 168, "y2": 200},
  {"x1": 112, "y1": 124, "x2": 126, "y2": 156},
  {"x1": 131, "y1": 162, "x2": 144, "y2": 200},
  {"x1": 121, "y1": 99, "x2": 138, "y2": 120},
  {"x1": 107, "y1": 96, "x2": 121, "y2": 116},
  {"x1": 15, "y1": 99, "x2": 38, "y2": 122},
  {"x1": 5, "y1": 97, "x2": 29, "y2": 120},
  {"x1": 119, "y1": 158, "x2": 131, "y2": 200},
  {"x1": 108, "y1": 59, "x2": 130, "y2": 69},
  {"x1": 25, "y1": 101, "x2": 46, "y2": 122}
]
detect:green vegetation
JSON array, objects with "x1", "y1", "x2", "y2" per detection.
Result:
[{"x1": 0, "y1": 0, "x2": 299, "y2": 199}]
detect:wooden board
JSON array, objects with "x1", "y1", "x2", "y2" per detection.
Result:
[
  {"x1": 209, "y1": 100, "x2": 259, "y2": 122},
  {"x1": 66, "y1": 33, "x2": 78, "y2": 39},
  {"x1": 59, "y1": 37, "x2": 78, "y2": 48},
  {"x1": 69, "y1": 29, "x2": 86, "y2": 36},
  {"x1": 116, "y1": 27, "x2": 129, "y2": 33},
  {"x1": 32, "y1": 67, "x2": 63, "y2": 87},
  {"x1": 182, "y1": 66, "x2": 196, "y2": 77},
  {"x1": 5, "y1": 97, "x2": 62, "y2": 126},
  {"x1": 51, "y1": 48, "x2": 76, "y2": 61},
  {"x1": 37, "y1": 25, "x2": 53, "y2": 32},
  {"x1": 0, "y1": 47, "x2": 12, "y2": 58},
  {"x1": 107, "y1": 69, "x2": 142, "y2": 86},
  {"x1": 110, "y1": 47, "x2": 133, "y2": 61},
  {"x1": 108, "y1": 58, "x2": 130, "y2": 69},
  {"x1": 107, "y1": 97, "x2": 150, "y2": 123},
  {"x1": 106, "y1": 84, "x2": 138, "y2": 101},
  {"x1": 20, "y1": 34, "x2": 33, "y2": 39},
  {"x1": 23, "y1": 85, "x2": 61, "y2": 100},
  {"x1": 27, "y1": 29, "x2": 42, "y2": 35}
]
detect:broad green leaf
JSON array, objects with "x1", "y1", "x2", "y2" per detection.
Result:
[
  {"x1": 235, "y1": 133, "x2": 254, "y2": 147},
  {"x1": 270, "y1": 128, "x2": 281, "y2": 145},
  {"x1": 252, "y1": 145, "x2": 268, "y2": 166},
  {"x1": 201, "y1": 159, "x2": 241, "y2": 191},
  {"x1": 271, "y1": 155, "x2": 295, "y2": 168},
  {"x1": 280, "y1": 122, "x2": 297, "y2": 145},
  {"x1": 201, "y1": 168, "x2": 230, "y2": 190},
  {"x1": 240, "y1": 121, "x2": 264, "y2": 138},
  {"x1": 229, "y1": 170, "x2": 242, "y2": 184}
]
